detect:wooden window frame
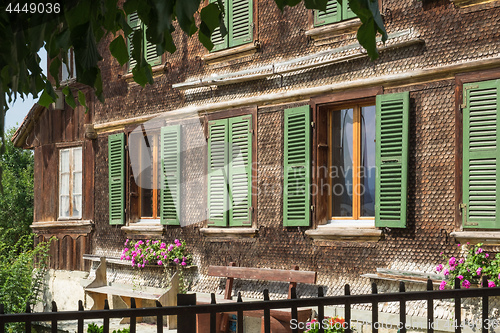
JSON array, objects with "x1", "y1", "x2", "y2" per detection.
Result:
[
  {"x1": 58, "y1": 145, "x2": 83, "y2": 220},
  {"x1": 327, "y1": 102, "x2": 376, "y2": 221},
  {"x1": 204, "y1": 106, "x2": 258, "y2": 228},
  {"x1": 311, "y1": 86, "x2": 383, "y2": 228}
]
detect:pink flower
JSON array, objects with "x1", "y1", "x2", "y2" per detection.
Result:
[
  {"x1": 476, "y1": 248, "x2": 483, "y2": 254},
  {"x1": 125, "y1": 239, "x2": 129, "y2": 246},
  {"x1": 181, "y1": 261, "x2": 187, "y2": 266},
  {"x1": 174, "y1": 239, "x2": 180, "y2": 244},
  {"x1": 459, "y1": 258, "x2": 464, "y2": 264},
  {"x1": 168, "y1": 244, "x2": 174, "y2": 251},
  {"x1": 157, "y1": 260, "x2": 163, "y2": 266},
  {"x1": 476, "y1": 267, "x2": 482, "y2": 276},
  {"x1": 488, "y1": 280, "x2": 496, "y2": 288},
  {"x1": 123, "y1": 248, "x2": 129, "y2": 252},
  {"x1": 183, "y1": 256, "x2": 187, "y2": 261},
  {"x1": 457, "y1": 275, "x2": 464, "y2": 280},
  {"x1": 498, "y1": 273, "x2": 500, "y2": 280},
  {"x1": 457, "y1": 244, "x2": 461, "y2": 247},
  {"x1": 137, "y1": 263, "x2": 141, "y2": 268},
  {"x1": 174, "y1": 258, "x2": 179, "y2": 264},
  {"x1": 467, "y1": 242, "x2": 470, "y2": 245},
  {"x1": 443, "y1": 269, "x2": 450, "y2": 276},
  {"x1": 463, "y1": 280, "x2": 471, "y2": 289},
  {"x1": 449, "y1": 257, "x2": 456, "y2": 266},
  {"x1": 160, "y1": 242, "x2": 166, "y2": 249},
  {"x1": 436, "y1": 264, "x2": 443, "y2": 272},
  {"x1": 120, "y1": 255, "x2": 125, "y2": 260},
  {"x1": 439, "y1": 281, "x2": 447, "y2": 290},
  {"x1": 125, "y1": 256, "x2": 130, "y2": 260},
  {"x1": 485, "y1": 253, "x2": 489, "y2": 258},
  {"x1": 141, "y1": 264, "x2": 145, "y2": 268}
]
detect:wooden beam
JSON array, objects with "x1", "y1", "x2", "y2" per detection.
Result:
[{"x1": 208, "y1": 266, "x2": 317, "y2": 284}]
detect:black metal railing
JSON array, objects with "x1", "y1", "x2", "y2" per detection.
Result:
[{"x1": 0, "y1": 276, "x2": 499, "y2": 333}]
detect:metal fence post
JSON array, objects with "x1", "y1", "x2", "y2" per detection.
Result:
[
  {"x1": 0, "y1": 304, "x2": 4, "y2": 333},
  {"x1": 25, "y1": 303, "x2": 31, "y2": 333},
  {"x1": 399, "y1": 282, "x2": 406, "y2": 333},
  {"x1": 177, "y1": 293, "x2": 197, "y2": 333},
  {"x1": 372, "y1": 283, "x2": 378, "y2": 333},
  {"x1": 130, "y1": 298, "x2": 136, "y2": 333},
  {"x1": 482, "y1": 276, "x2": 488, "y2": 333},
  {"x1": 454, "y1": 277, "x2": 461, "y2": 333},
  {"x1": 318, "y1": 286, "x2": 324, "y2": 333},
  {"x1": 427, "y1": 279, "x2": 434, "y2": 333},
  {"x1": 290, "y1": 287, "x2": 298, "y2": 333},
  {"x1": 345, "y1": 284, "x2": 351, "y2": 333},
  {"x1": 263, "y1": 289, "x2": 270, "y2": 333},
  {"x1": 237, "y1": 292, "x2": 243, "y2": 333},
  {"x1": 78, "y1": 300, "x2": 84, "y2": 333},
  {"x1": 51, "y1": 301, "x2": 58, "y2": 333},
  {"x1": 155, "y1": 300, "x2": 163, "y2": 333}
]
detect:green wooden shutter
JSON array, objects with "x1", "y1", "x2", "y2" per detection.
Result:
[
  {"x1": 375, "y1": 92, "x2": 409, "y2": 228},
  {"x1": 127, "y1": 13, "x2": 141, "y2": 71},
  {"x1": 314, "y1": 0, "x2": 340, "y2": 26},
  {"x1": 283, "y1": 106, "x2": 311, "y2": 227},
  {"x1": 145, "y1": 35, "x2": 161, "y2": 66},
  {"x1": 108, "y1": 133, "x2": 125, "y2": 225},
  {"x1": 160, "y1": 125, "x2": 181, "y2": 225},
  {"x1": 462, "y1": 80, "x2": 500, "y2": 229},
  {"x1": 342, "y1": 0, "x2": 357, "y2": 20},
  {"x1": 210, "y1": 0, "x2": 229, "y2": 51},
  {"x1": 228, "y1": 115, "x2": 252, "y2": 226},
  {"x1": 208, "y1": 119, "x2": 229, "y2": 226},
  {"x1": 228, "y1": 0, "x2": 253, "y2": 48}
]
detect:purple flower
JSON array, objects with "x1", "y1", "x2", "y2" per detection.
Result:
[
  {"x1": 449, "y1": 257, "x2": 456, "y2": 266},
  {"x1": 457, "y1": 244, "x2": 461, "y2": 247},
  {"x1": 176, "y1": 243, "x2": 181, "y2": 247},
  {"x1": 485, "y1": 253, "x2": 489, "y2": 258},
  {"x1": 160, "y1": 242, "x2": 166, "y2": 249},
  {"x1": 463, "y1": 280, "x2": 471, "y2": 289},
  {"x1": 498, "y1": 273, "x2": 500, "y2": 280},
  {"x1": 137, "y1": 263, "x2": 141, "y2": 268},
  {"x1": 476, "y1": 248, "x2": 483, "y2": 254},
  {"x1": 476, "y1": 267, "x2": 482, "y2": 276},
  {"x1": 168, "y1": 245, "x2": 174, "y2": 251},
  {"x1": 124, "y1": 248, "x2": 129, "y2": 252},
  {"x1": 141, "y1": 264, "x2": 145, "y2": 268},
  {"x1": 120, "y1": 255, "x2": 125, "y2": 260},
  {"x1": 488, "y1": 280, "x2": 496, "y2": 288},
  {"x1": 174, "y1": 239, "x2": 180, "y2": 244},
  {"x1": 125, "y1": 239, "x2": 129, "y2": 246},
  {"x1": 436, "y1": 264, "x2": 444, "y2": 272},
  {"x1": 443, "y1": 269, "x2": 450, "y2": 276},
  {"x1": 457, "y1": 275, "x2": 464, "y2": 280},
  {"x1": 181, "y1": 261, "x2": 187, "y2": 266},
  {"x1": 439, "y1": 281, "x2": 447, "y2": 290},
  {"x1": 157, "y1": 260, "x2": 163, "y2": 266},
  {"x1": 174, "y1": 258, "x2": 179, "y2": 264},
  {"x1": 183, "y1": 256, "x2": 187, "y2": 261},
  {"x1": 126, "y1": 256, "x2": 130, "y2": 260},
  {"x1": 459, "y1": 258, "x2": 464, "y2": 264}
]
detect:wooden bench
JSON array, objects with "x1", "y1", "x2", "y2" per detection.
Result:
[
  {"x1": 83, "y1": 257, "x2": 178, "y2": 329},
  {"x1": 197, "y1": 263, "x2": 317, "y2": 333}
]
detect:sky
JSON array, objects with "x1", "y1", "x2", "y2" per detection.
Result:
[{"x1": 5, "y1": 50, "x2": 47, "y2": 131}]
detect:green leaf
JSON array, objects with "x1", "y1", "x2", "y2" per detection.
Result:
[
  {"x1": 357, "y1": 18, "x2": 378, "y2": 60},
  {"x1": 200, "y1": 3, "x2": 222, "y2": 31},
  {"x1": 77, "y1": 90, "x2": 87, "y2": 110},
  {"x1": 176, "y1": 0, "x2": 201, "y2": 36},
  {"x1": 302, "y1": 0, "x2": 326, "y2": 10},
  {"x1": 123, "y1": 0, "x2": 140, "y2": 15},
  {"x1": 49, "y1": 57, "x2": 62, "y2": 88},
  {"x1": 38, "y1": 83, "x2": 56, "y2": 107},
  {"x1": 110, "y1": 35, "x2": 129, "y2": 66},
  {"x1": 62, "y1": 86, "x2": 76, "y2": 109}
]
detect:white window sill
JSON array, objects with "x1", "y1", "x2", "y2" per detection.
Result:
[
  {"x1": 305, "y1": 226, "x2": 383, "y2": 242},
  {"x1": 199, "y1": 227, "x2": 258, "y2": 240},
  {"x1": 326, "y1": 219, "x2": 375, "y2": 228},
  {"x1": 305, "y1": 18, "x2": 361, "y2": 45},
  {"x1": 450, "y1": 231, "x2": 500, "y2": 246},
  {"x1": 122, "y1": 222, "x2": 164, "y2": 238},
  {"x1": 201, "y1": 42, "x2": 260, "y2": 65}
]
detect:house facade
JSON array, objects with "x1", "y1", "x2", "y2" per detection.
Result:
[{"x1": 12, "y1": 0, "x2": 500, "y2": 324}]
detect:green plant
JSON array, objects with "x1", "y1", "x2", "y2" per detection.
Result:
[
  {"x1": 0, "y1": 236, "x2": 53, "y2": 332},
  {"x1": 304, "y1": 317, "x2": 347, "y2": 333},
  {"x1": 121, "y1": 239, "x2": 192, "y2": 268},
  {"x1": 87, "y1": 323, "x2": 130, "y2": 333},
  {"x1": 436, "y1": 243, "x2": 500, "y2": 289}
]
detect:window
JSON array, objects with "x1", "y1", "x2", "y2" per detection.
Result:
[
  {"x1": 284, "y1": 91, "x2": 409, "y2": 228},
  {"x1": 313, "y1": 0, "x2": 356, "y2": 27},
  {"x1": 108, "y1": 126, "x2": 181, "y2": 226},
  {"x1": 211, "y1": 0, "x2": 253, "y2": 52},
  {"x1": 461, "y1": 79, "x2": 500, "y2": 229},
  {"x1": 61, "y1": 49, "x2": 76, "y2": 82},
  {"x1": 59, "y1": 147, "x2": 82, "y2": 219},
  {"x1": 329, "y1": 104, "x2": 376, "y2": 221},
  {"x1": 127, "y1": 13, "x2": 161, "y2": 70},
  {"x1": 207, "y1": 114, "x2": 253, "y2": 226}
]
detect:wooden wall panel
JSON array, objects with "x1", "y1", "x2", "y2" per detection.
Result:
[
  {"x1": 83, "y1": 140, "x2": 95, "y2": 221},
  {"x1": 41, "y1": 144, "x2": 58, "y2": 221}
]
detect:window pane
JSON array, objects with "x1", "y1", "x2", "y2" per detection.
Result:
[
  {"x1": 73, "y1": 172, "x2": 82, "y2": 195},
  {"x1": 73, "y1": 195, "x2": 82, "y2": 217},
  {"x1": 360, "y1": 106, "x2": 376, "y2": 217},
  {"x1": 73, "y1": 147, "x2": 82, "y2": 172},
  {"x1": 139, "y1": 135, "x2": 154, "y2": 218},
  {"x1": 60, "y1": 150, "x2": 70, "y2": 172},
  {"x1": 331, "y1": 108, "x2": 353, "y2": 217},
  {"x1": 60, "y1": 195, "x2": 70, "y2": 217}
]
